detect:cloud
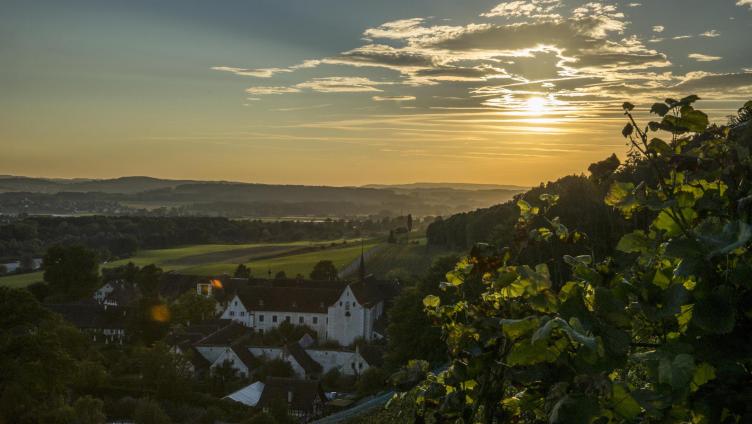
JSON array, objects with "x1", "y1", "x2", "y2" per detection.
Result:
[
  {"x1": 673, "y1": 71, "x2": 752, "y2": 95},
  {"x1": 295, "y1": 77, "x2": 388, "y2": 93},
  {"x1": 245, "y1": 86, "x2": 301, "y2": 95},
  {"x1": 372, "y1": 95, "x2": 417, "y2": 102},
  {"x1": 220, "y1": 1, "x2": 747, "y2": 114},
  {"x1": 628, "y1": 3, "x2": 642, "y2": 7},
  {"x1": 481, "y1": 1, "x2": 561, "y2": 19},
  {"x1": 688, "y1": 53, "x2": 722, "y2": 62},
  {"x1": 700, "y1": 29, "x2": 720, "y2": 38},
  {"x1": 212, "y1": 66, "x2": 292, "y2": 78},
  {"x1": 737, "y1": 0, "x2": 752, "y2": 9}
]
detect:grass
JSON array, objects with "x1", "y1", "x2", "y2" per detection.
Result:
[
  {"x1": 0, "y1": 271, "x2": 44, "y2": 288},
  {"x1": 180, "y1": 240, "x2": 382, "y2": 277},
  {"x1": 0, "y1": 238, "x2": 377, "y2": 288},
  {"x1": 363, "y1": 238, "x2": 459, "y2": 278}
]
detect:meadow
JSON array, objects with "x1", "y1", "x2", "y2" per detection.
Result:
[
  {"x1": 0, "y1": 239, "x2": 379, "y2": 288},
  {"x1": 0, "y1": 234, "x2": 454, "y2": 289}
]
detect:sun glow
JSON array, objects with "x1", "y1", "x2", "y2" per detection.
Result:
[{"x1": 525, "y1": 97, "x2": 548, "y2": 114}]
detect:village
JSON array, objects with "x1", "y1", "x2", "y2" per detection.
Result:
[{"x1": 47, "y1": 254, "x2": 400, "y2": 423}]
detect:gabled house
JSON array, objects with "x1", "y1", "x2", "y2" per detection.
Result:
[
  {"x1": 47, "y1": 302, "x2": 127, "y2": 344},
  {"x1": 209, "y1": 345, "x2": 259, "y2": 378},
  {"x1": 220, "y1": 279, "x2": 391, "y2": 346},
  {"x1": 93, "y1": 280, "x2": 139, "y2": 308},
  {"x1": 248, "y1": 341, "x2": 377, "y2": 378},
  {"x1": 257, "y1": 377, "x2": 327, "y2": 422}
]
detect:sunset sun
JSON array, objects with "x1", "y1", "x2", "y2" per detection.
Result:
[{"x1": 524, "y1": 96, "x2": 548, "y2": 114}]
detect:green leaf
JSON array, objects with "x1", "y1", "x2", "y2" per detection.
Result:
[
  {"x1": 652, "y1": 270, "x2": 671, "y2": 289},
  {"x1": 680, "y1": 107, "x2": 709, "y2": 132},
  {"x1": 612, "y1": 384, "x2": 641, "y2": 419},
  {"x1": 616, "y1": 230, "x2": 651, "y2": 253},
  {"x1": 506, "y1": 338, "x2": 561, "y2": 366},
  {"x1": 653, "y1": 208, "x2": 697, "y2": 236},
  {"x1": 647, "y1": 138, "x2": 672, "y2": 156},
  {"x1": 659, "y1": 353, "x2": 694, "y2": 391},
  {"x1": 445, "y1": 270, "x2": 464, "y2": 286},
  {"x1": 622, "y1": 123, "x2": 634, "y2": 138},
  {"x1": 423, "y1": 295, "x2": 440, "y2": 308},
  {"x1": 549, "y1": 395, "x2": 600, "y2": 424},
  {"x1": 650, "y1": 102, "x2": 670, "y2": 117},
  {"x1": 690, "y1": 362, "x2": 716, "y2": 392},
  {"x1": 605, "y1": 181, "x2": 639, "y2": 217},
  {"x1": 499, "y1": 316, "x2": 540, "y2": 339}
]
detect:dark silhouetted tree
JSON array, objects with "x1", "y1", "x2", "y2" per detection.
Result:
[
  {"x1": 310, "y1": 260, "x2": 338, "y2": 281},
  {"x1": 43, "y1": 245, "x2": 99, "y2": 300}
]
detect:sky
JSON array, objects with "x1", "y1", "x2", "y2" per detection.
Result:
[{"x1": 1, "y1": 0, "x2": 751, "y2": 186}]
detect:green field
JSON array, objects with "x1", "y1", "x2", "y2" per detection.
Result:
[
  {"x1": 0, "y1": 239, "x2": 381, "y2": 288},
  {"x1": 361, "y1": 238, "x2": 459, "y2": 279},
  {"x1": 0, "y1": 271, "x2": 45, "y2": 288}
]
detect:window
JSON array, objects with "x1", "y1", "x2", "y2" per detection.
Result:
[
  {"x1": 339, "y1": 301, "x2": 342, "y2": 306},
  {"x1": 240, "y1": 311, "x2": 245, "y2": 317},
  {"x1": 272, "y1": 315, "x2": 277, "y2": 323},
  {"x1": 299, "y1": 316, "x2": 304, "y2": 324},
  {"x1": 229, "y1": 311, "x2": 235, "y2": 317},
  {"x1": 285, "y1": 316, "x2": 291, "y2": 322},
  {"x1": 359, "y1": 362, "x2": 363, "y2": 369},
  {"x1": 259, "y1": 315, "x2": 264, "y2": 322},
  {"x1": 313, "y1": 317, "x2": 318, "y2": 324},
  {"x1": 234, "y1": 301, "x2": 238, "y2": 306}
]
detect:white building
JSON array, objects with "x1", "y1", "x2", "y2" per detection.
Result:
[{"x1": 220, "y1": 281, "x2": 385, "y2": 346}]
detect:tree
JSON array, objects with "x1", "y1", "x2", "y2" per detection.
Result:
[
  {"x1": 274, "y1": 270, "x2": 287, "y2": 280},
  {"x1": 135, "y1": 264, "x2": 163, "y2": 300},
  {"x1": 134, "y1": 399, "x2": 171, "y2": 424},
  {"x1": 242, "y1": 412, "x2": 276, "y2": 424},
  {"x1": 384, "y1": 255, "x2": 457, "y2": 369},
  {"x1": 0, "y1": 264, "x2": 6, "y2": 275},
  {"x1": 19, "y1": 255, "x2": 35, "y2": 272},
  {"x1": 43, "y1": 245, "x2": 99, "y2": 300},
  {"x1": 409, "y1": 97, "x2": 752, "y2": 423},
  {"x1": 310, "y1": 260, "x2": 338, "y2": 281},
  {"x1": 256, "y1": 358, "x2": 294, "y2": 380},
  {"x1": 170, "y1": 291, "x2": 217, "y2": 326},
  {"x1": 406, "y1": 214, "x2": 413, "y2": 233},
  {"x1": 234, "y1": 264, "x2": 251, "y2": 278},
  {"x1": 73, "y1": 396, "x2": 106, "y2": 424},
  {"x1": 356, "y1": 367, "x2": 387, "y2": 396},
  {"x1": 0, "y1": 287, "x2": 90, "y2": 423}
]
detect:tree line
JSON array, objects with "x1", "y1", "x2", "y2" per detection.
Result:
[{"x1": 0, "y1": 215, "x2": 417, "y2": 263}]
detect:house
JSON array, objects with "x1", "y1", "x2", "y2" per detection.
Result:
[
  {"x1": 220, "y1": 279, "x2": 390, "y2": 346},
  {"x1": 166, "y1": 319, "x2": 232, "y2": 355},
  {"x1": 93, "y1": 280, "x2": 139, "y2": 307},
  {"x1": 184, "y1": 346, "x2": 212, "y2": 376},
  {"x1": 225, "y1": 381, "x2": 265, "y2": 407},
  {"x1": 47, "y1": 302, "x2": 127, "y2": 344},
  {"x1": 257, "y1": 377, "x2": 327, "y2": 422},
  {"x1": 248, "y1": 341, "x2": 377, "y2": 378},
  {"x1": 192, "y1": 322, "x2": 254, "y2": 376},
  {"x1": 209, "y1": 345, "x2": 259, "y2": 378}
]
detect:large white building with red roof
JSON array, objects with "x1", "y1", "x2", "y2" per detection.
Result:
[{"x1": 219, "y1": 279, "x2": 388, "y2": 346}]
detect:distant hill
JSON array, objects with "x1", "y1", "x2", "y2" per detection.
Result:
[
  {"x1": 363, "y1": 182, "x2": 529, "y2": 191},
  {"x1": 0, "y1": 175, "x2": 525, "y2": 218},
  {"x1": 0, "y1": 175, "x2": 198, "y2": 194}
]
